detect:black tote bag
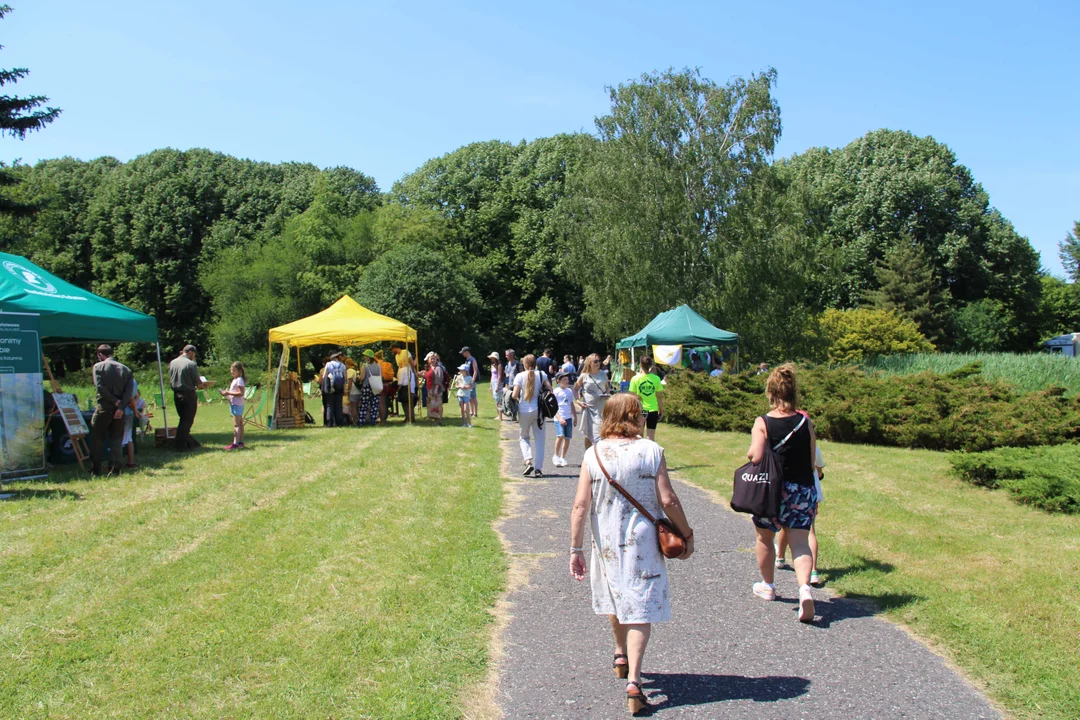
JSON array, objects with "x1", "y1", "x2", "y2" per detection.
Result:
[{"x1": 731, "y1": 415, "x2": 806, "y2": 517}]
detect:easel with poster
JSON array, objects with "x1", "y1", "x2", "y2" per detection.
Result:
[{"x1": 51, "y1": 392, "x2": 90, "y2": 471}]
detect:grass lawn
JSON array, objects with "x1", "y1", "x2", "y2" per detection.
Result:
[
  {"x1": 0, "y1": 398, "x2": 505, "y2": 719},
  {"x1": 660, "y1": 425, "x2": 1080, "y2": 720}
]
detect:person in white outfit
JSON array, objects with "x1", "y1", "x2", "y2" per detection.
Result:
[
  {"x1": 512, "y1": 353, "x2": 551, "y2": 478},
  {"x1": 569, "y1": 393, "x2": 694, "y2": 715}
]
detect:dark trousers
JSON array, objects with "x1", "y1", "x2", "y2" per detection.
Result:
[
  {"x1": 89, "y1": 406, "x2": 124, "y2": 473},
  {"x1": 173, "y1": 389, "x2": 199, "y2": 450},
  {"x1": 327, "y1": 392, "x2": 344, "y2": 427}
]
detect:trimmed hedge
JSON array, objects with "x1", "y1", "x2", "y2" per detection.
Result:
[
  {"x1": 663, "y1": 365, "x2": 1080, "y2": 452},
  {"x1": 950, "y1": 445, "x2": 1080, "y2": 514}
]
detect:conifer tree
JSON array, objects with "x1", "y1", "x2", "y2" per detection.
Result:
[
  {"x1": 1062, "y1": 221, "x2": 1080, "y2": 282},
  {"x1": 0, "y1": 4, "x2": 61, "y2": 216},
  {"x1": 863, "y1": 239, "x2": 950, "y2": 344}
]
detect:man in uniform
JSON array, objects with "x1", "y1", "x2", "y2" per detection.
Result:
[
  {"x1": 90, "y1": 344, "x2": 133, "y2": 476},
  {"x1": 169, "y1": 344, "x2": 210, "y2": 451}
]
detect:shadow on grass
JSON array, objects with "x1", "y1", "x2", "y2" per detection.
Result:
[
  {"x1": 0, "y1": 487, "x2": 83, "y2": 501},
  {"x1": 821, "y1": 556, "x2": 896, "y2": 583},
  {"x1": 667, "y1": 464, "x2": 715, "y2": 472},
  {"x1": 641, "y1": 673, "x2": 810, "y2": 710},
  {"x1": 811, "y1": 592, "x2": 921, "y2": 628}
]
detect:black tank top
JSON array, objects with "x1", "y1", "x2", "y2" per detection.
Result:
[{"x1": 763, "y1": 414, "x2": 814, "y2": 487}]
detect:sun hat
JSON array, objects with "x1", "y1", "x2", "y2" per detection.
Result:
[
  {"x1": 487, "y1": 351, "x2": 499, "y2": 360},
  {"x1": 362, "y1": 349, "x2": 375, "y2": 358},
  {"x1": 458, "y1": 363, "x2": 471, "y2": 371},
  {"x1": 424, "y1": 351, "x2": 435, "y2": 361}
]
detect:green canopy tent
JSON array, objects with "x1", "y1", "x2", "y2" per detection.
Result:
[
  {"x1": 0, "y1": 251, "x2": 169, "y2": 432},
  {"x1": 616, "y1": 304, "x2": 738, "y2": 369}
]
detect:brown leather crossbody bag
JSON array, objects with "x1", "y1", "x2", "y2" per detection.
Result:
[{"x1": 594, "y1": 445, "x2": 691, "y2": 559}]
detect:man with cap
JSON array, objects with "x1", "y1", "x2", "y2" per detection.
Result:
[
  {"x1": 460, "y1": 346, "x2": 479, "y2": 418},
  {"x1": 322, "y1": 351, "x2": 347, "y2": 427},
  {"x1": 168, "y1": 344, "x2": 210, "y2": 451},
  {"x1": 90, "y1": 344, "x2": 134, "y2": 475}
]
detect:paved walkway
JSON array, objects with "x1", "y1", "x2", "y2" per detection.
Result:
[{"x1": 495, "y1": 421, "x2": 999, "y2": 719}]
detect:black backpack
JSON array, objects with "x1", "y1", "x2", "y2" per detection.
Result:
[
  {"x1": 730, "y1": 414, "x2": 806, "y2": 517},
  {"x1": 539, "y1": 373, "x2": 559, "y2": 419}
]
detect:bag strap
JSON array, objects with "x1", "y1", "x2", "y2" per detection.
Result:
[
  {"x1": 768, "y1": 413, "x2": 807, "y2": 452},
  {"x1": 593, "y1": 443, "x2": 658, "y2": 525}
]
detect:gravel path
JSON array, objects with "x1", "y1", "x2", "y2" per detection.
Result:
[{"x1": 495, "y1": 420, "x2": 999, "y2": 719}]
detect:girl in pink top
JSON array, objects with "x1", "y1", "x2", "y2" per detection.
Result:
[{"x1": 220, "y1": 361, "x2": 246, "y2": 450}]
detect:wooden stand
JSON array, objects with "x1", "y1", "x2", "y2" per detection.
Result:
[
  {"x1": 52, "y1": 393, "x2": 91, "y2": 472},
  {"x1": 273, "y1": 372, "x2": 305, "y2": 428}
]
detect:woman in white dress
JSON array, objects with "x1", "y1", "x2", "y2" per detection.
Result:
[
  {"x1": 569, "y1": 393, "x2": 694, "y2": 715},
  {"x1": 575, "y1": 353, "x2": 611, "y2": 450}
]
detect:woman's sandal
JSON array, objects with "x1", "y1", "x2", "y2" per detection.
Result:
[
  {"x1": 626, "y1": 680, "x2": 649, "y2": 715},
  {"x1": 612, "y1": 653, "x2": 629, "y2": 679}
]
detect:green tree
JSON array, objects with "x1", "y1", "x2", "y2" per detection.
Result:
[
  {"x1": 1038, "y1": 275, "x2": 1080, "y2": 339},
  {"x1": 951, "y1": 299, "x2": 1014, "y2": 352},
  {"x1": 561, "y1": 67, "x2": 782, "y2": 341},
  {"x1": 863, "y1": 238, "x2": 950, "y2": 344},
  {"x1": 779, "y1": 130, "x2": 1042, "y2": 349},
  {"x1": 820, "y1": 308, "x2": 934, "y2": 363},
  {"x1": 1062, "y1": 221, "x2": 1079, "y2": 282},
  {"x1": 355, "y1": 244, "x2": 480, "y2": 357}
]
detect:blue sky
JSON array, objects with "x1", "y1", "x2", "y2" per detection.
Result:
[{"x1": 4, "y1": 0, "x2": 1078, "y2": 275}]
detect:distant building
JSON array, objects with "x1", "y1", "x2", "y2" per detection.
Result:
[{"x1": 1043, "y1": 333, "x2": 1079, "y2": 357}]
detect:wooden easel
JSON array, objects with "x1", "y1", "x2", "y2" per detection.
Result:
[{"x1": 44, "y1": 357, "x2": 91, "y2": 472}]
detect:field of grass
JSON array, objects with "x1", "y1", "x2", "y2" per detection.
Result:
[
  {"x1": 0, "y1": 402, "x2": 505, "y2": 719},
  {"x1": 660, "y1": 425, "x2": 1080, "y2": 720},
  {"x1": 864, "y1": 352, "x2": 1080, "y2": 395}
]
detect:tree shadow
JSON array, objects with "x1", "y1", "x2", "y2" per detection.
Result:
[
  {"x1": 821, "y1": 556, "x2": 896, "y2": 584},
  {"x1": 641, "y1": 673, "x2": 810, "y2": 710},
  {"x1": 0, "y1": 488, "x2": 83, "y2": 501},
  {"x1": 812, "y1": 592, "x2": 920, "y2": 628},
  {"x1": 667, "y1": 464, "x2": 715, "y2": 472}
]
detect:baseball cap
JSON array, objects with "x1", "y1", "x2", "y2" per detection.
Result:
[
  {"x1": 424, "y1": 351, "x2": 435, "y2": 361},
  {"x1": 459, "y1": 346, "x2": 471, "y2": 354}
]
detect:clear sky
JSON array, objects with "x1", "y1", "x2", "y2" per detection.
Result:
[{"x1": 4, "y1": 0, "x2": 1078, "y2": 275}]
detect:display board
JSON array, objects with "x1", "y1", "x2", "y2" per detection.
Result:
[
  {"x1": 53, "y1": 393, "x2": 89, "y2": 436},
  {"x1": 0, "y1": 311, "x2": 45, "y2": 481}
]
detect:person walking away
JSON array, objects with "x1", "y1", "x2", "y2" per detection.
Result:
[
  {"x1": 561, "y1": 354, "x2": 577, "y2": 383},
  {"x1": 537, "y1": 348, "x2": 555, "y2": 379},
  {"x1": 90, "y1": 344, "x2": 133, "y2": 476},
  {"x1": 459, "y1": 347, "x2": 480, "y2": 419},
  {"x1": 219, "y1": 361, "x2": 246, "y2": 449},
  {"x1": 503, "y1": 349, "x2": 522, "y2": 422},
  {"x1": 425, "y1": 354, "x2": 446, "y2": 425},
  {"x1": 776, "y1": 443, "x2": 825, "y2": 585},
  {"x1": 343, "y1": 357, "x2": 359, "y2": 425},
  {"x1": 322, "y1": 351, "x2": 347, "y2": 427},
  {"x1": 745, "y1": 363, "x2": 819, "y2": 622},
  {"x1": 552, "y1": 371, "x2": 577, "y2": 467},
  {"x1": 169, "y1": 344, "x2": 209, "y2": 451},
  {"x1": 511, "y1": 354, "x2": 551, "y2": 477},
  {"x1": 453, "y1": 363, "x2": 474, "y2": 427},
  {"x1": 376, "y1": 350, "x2": 394, "y2": 423},
  {"x1": 629, "y1": 356, "x2": 664, "y2": 442},
  {"x1": 354, "y1": 350, "x2": 381, "y2": 427},
  {"x1": 575, "y1": 353, "x2": 611, "y2": 450},
  {"x1": 316, "y1": 355, "x2": 331, "y2": 426},
  {"x1": 121, "y1": 380, "x2": 147, "y2": 469},
  {"x1": 395, "y1": 346, "x2": 417, "y2": 423},
  {"x1": 488, "y1": 352, "x2": 504, "y2": 421},
  {"x1": 569, "y1": 393, "x2": 694, "y2": 714}
]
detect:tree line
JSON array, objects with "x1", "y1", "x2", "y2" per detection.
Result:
[{"x1": 1, "y1": 68, "x2": 1077, "y2": 373}]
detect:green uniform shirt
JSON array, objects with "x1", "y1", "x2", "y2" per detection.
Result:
[
  {"x1": 168, "y1": 355, "x2": 200, "y2": 391},
  {"x1": 629, "y1": 372, "x2": 663, "y2": 413}
]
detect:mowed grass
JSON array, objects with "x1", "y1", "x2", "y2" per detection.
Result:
[
  {"x1": 0, "y1": 400, "x2": 505, "y2": 719},
  {"x1": 661, "y1": 425, "x2": 1080, "y2": 720},
  {"x1": 864, "y1": 352, "x2": 1080, "y2": 396}
]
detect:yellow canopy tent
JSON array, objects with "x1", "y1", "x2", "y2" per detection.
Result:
[{"x1": 267, "y1": 296, "x2": 419, "y2": 428}]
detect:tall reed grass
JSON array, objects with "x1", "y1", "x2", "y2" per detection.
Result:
[{"x1": 864, "y1": 352, "x2": 1080, "y2": 396}]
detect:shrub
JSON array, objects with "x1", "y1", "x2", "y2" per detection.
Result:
[
  {"x1": 819, "y1": 308, "x2": 934, "y2": 363},
  {"x1": 950, "y1": 445, "x2": 1080, "y2": 514},
  {"x1": 663, "y1": 366, "x2": 1080, "y2": 452}
]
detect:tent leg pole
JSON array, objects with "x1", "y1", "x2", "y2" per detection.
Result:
[{"x1": 156, "y1": 342, "x2": 169, "y2": 433}]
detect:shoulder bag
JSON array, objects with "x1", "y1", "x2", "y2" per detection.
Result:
[
  {"x1": 593, "y1": 443, "x2": 691, "y2": 559},
  {"x1": 730, "y1": 414, "x2": 806, "y2": 517},
  {"x1": 367, "y1": 365, "x2": 384, "y2": 394}
]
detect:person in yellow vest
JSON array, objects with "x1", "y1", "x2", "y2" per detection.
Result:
[{"x1": 628, "y1": 356, "x2": 664, "y2": 441}]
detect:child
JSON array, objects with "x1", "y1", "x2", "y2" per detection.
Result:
[
  {"x1": 551, "y1": 371, "x2": 577, "y2": 467},
  {"x1": 454, "y1": 363, "x2": 474, "y2": 428},
  {"x1": 121, "y1": 379, "x2": 144, "y2": 468},
  {"x1": 220, "y1": 361, "x2": 246, "y2": 449},
  {"x1": 776, "y1": 443, "x2": 825, "y2": 585}
]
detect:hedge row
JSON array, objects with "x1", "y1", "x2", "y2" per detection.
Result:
[
  {"x1": 662, "y1": 364, "x2": 1080, "y2": 452},
  {"x1": 950, "y1": 445, "x2": 1080, "y2": 514}
]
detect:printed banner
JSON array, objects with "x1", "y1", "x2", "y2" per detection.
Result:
[
  {"x1": 652, "y1": 344, "x2": 682, "y2": 366},
  {"x1": 0, "y1": 312, "x2": 44, "y2": 480}
]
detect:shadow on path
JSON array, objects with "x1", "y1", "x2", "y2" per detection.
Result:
[{"x1": 642, "y1": 673, "x2": 810, "y2": 710}]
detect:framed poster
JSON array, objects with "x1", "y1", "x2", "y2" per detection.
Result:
[
  {"x1": 0, "y1": 311, "x2": 45, "y2": 481},
  {"x1": 53, "y1": 393, "x2": 89, "y2": 436}
]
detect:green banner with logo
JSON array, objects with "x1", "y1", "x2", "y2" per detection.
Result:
[{"x1": 0, "y1": 312, "x2": 44, "y2": 480}]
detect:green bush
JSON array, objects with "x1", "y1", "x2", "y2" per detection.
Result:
[
  {"x1": 663, "y1": 366, "x2": 1080, "y2": 452},
  {"x1": 819, "y1": 308, "x2": 934, "y2": 363},
  {"x1": 950, "y1": 445, "x2": 1080, "y2": 514}
]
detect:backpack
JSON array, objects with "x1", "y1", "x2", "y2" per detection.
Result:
[
  {"x1": 323, "y1": 361, "x2": 345, "y2": 395},
  {"x1": 730, "y1": 414, "x2": 806, "y2": 517},
  {"x1": 538, "y1": 373, "x2": 559, "y2": 419}
]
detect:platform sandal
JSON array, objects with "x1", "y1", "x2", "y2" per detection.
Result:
[
  {"x1": 612, "y1": 653, "x2": 628, "y2": 679},
  {"x1": 626, "y1": 680, "x2": 649, "y2": 715}
]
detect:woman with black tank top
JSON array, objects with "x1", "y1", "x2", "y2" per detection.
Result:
[{"x1": 745, "y1": 363, "x2": 818, "y2": 622}]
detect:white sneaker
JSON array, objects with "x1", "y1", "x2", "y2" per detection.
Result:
[
  {"x1": 752, "y1": 581, "x2": 776, "y2": 601},
  {"x1": 798, "y1": 585, "x2": 815, "y2": 622},
  {"x1": 552, "y1": 455, "x2": 561, "y2": 467},
  {"x1": 557, "y1": 456, "x2": 568, "y2": 467}
]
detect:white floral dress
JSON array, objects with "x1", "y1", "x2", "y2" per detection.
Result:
[{"x1": 585, "y1": 438, "x2": 671, "y2": 624}]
